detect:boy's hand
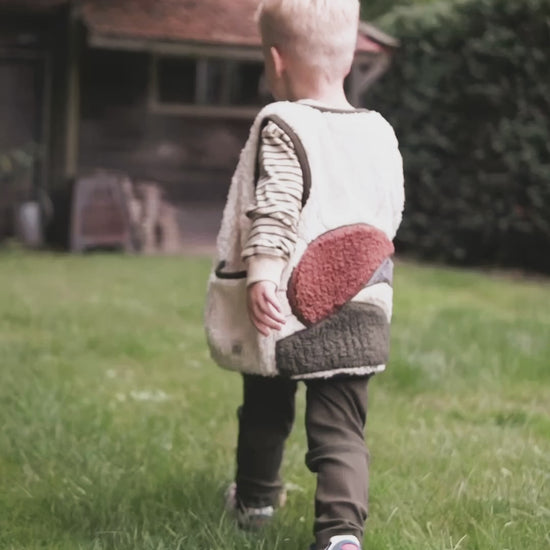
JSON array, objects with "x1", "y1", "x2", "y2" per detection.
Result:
[{"x1": 247, "y1": 281, "x2": 286, "y2": 336}]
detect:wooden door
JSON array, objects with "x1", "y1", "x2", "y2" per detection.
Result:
[{"x1": 0, "y1": 55, "x2": 45, "y2": 237}]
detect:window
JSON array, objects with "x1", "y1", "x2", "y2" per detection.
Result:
[
  {"x1": 150, "y1": 54, "x2": 268, "y2": 118},
  {"x1": 156, "y1": 56, "x2": 197, "y2": 104}
]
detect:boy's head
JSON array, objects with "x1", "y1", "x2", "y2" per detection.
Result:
[{"x1": 256, "y1": 0, "x2": 360, "y2": 100}]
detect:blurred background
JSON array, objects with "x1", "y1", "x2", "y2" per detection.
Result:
[
  {"x1": 1, "y1": 0, "x2": 547, "y2": 272},
  {"x1": 2, "y1": 3, "x2": 550, "y2": 550}
]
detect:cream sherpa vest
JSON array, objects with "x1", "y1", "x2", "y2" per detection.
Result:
[{"x1": 205, "y1": 101, "x2": 404, "y2": 379}]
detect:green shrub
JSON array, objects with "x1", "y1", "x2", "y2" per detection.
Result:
[
  {"x1": 368, "y1": 0, "x2": 550, "y2": 272},
  {"x1": 0, "y1": 145, "x2": 36, "y2": 184},
  {"x1": 361, "y1": 0, "x2": 437, "y2": 20}
]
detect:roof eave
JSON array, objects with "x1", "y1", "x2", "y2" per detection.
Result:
[
  {"x1": 88, "y1": 31, "x2": 389, "y2": 61},
  {"x1": 359, "y1": 21, "x2": 401, "y2": 49},
  {"x1": 88, "y1": 31, "x2": 265, "y2": 61},
  {"x1": 0, "y1": 0, "x2": 67, "y2": 12}
]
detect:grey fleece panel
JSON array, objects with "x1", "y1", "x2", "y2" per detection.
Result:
[
  {"x1": 276, "y1": 303, "x2": 390, "y2": 377},
  {"x1": 368, "y1": 258, "x2": 394, "y2": 287}
]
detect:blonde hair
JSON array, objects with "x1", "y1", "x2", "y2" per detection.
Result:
[{"x1": 257, "y1": 0, "x2": 360, "y2": 79}]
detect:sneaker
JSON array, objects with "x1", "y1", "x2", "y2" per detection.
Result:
[
  {"x1": 311, "y1": 535, "x2": 362, "y2": 550},
  {"x1": 225, "y1": 482, "x2": 284, "y2": 530}
]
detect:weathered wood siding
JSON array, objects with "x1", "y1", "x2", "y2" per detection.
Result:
[{"x1": 79, "y1": 48, "x2": 251, "y2": 203}]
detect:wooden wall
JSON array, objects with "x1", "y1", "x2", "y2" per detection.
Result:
[{"x1": 78, "y1": 48, "x2": 252, "y2": 204}]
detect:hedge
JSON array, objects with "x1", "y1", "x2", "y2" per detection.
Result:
[
  {"x1": 360, "y1": 0, "x2": 438, "y2": 20},
  {"x1": 367, "y1": 0, "x2": 550, "y2": 272}
]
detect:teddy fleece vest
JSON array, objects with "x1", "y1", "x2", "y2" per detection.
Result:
[{"x1": 205, "y1": 101, "x2": 404, "y2": 379}]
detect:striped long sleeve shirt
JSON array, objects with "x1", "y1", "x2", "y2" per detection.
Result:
[{"x1": 242, "y1": 120, "x2": 304, "y2": 286}]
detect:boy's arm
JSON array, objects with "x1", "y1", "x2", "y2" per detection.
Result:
[{"x1": 242, "y1": 120, "x2": 304, "y2": 335}]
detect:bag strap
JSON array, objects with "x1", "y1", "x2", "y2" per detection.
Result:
[
  {"x1": 215, "y1": 114, "x2": 312, "y2": 278},
  {"x1": 253, "y1": 115, "x2": 311, "y2": 208}
]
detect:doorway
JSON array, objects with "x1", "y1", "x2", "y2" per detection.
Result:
[{"x1": 0, "y1": 52, "x2": 48, "y2": 238}]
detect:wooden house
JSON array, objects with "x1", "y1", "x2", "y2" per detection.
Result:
[{"x1": 0, "y1": 0, "x2": 398, "y2": 249}]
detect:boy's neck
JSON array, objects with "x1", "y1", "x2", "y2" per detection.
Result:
[
  {"x1": 300, "y1": 90, "x2": 354, "y2": 110},
  {"x1": 287, "y1": 79, "x2": 354, "y2": 110}
]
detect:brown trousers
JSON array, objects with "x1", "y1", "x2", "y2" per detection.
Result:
[{"x1": 236, "y1": 374, "x2": 371, "y2": 550}]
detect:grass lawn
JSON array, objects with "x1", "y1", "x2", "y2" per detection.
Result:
[{"x1": 1, "y1": 251, "x2": 549, "y2": 550}]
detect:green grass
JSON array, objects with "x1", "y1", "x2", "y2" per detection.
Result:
[{"x1": 1, "y1": 251, "x2": 549, "y2": 550}]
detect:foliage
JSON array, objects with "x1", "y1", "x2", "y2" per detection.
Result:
[
  {"x1": 367, "y1": 0, "x2": 550, "y2": 272},
  {"x1": 0, "y1": 144, "x2": 37, "y2": 185},
  {"x1": 360, "y1": 0, "x2": 438, "y2": 21},
  {"x1": 1, "y1": 253, "x2": 549, "y2": 549}
]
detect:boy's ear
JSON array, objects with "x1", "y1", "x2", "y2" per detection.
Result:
[{"x1": 270, "y1": 46, "x2": 285, "y2": 77}]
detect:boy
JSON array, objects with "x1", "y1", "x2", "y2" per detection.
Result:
[{"x1": 205, "y1": 1, "x2": 405, "y2": 549}]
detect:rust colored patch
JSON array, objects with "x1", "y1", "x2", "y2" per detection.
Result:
[{"x1": 288, "y1": 224, "x2": 394, "y2": 326}]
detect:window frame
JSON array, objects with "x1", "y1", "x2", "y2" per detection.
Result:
[{"x1": 148, "y1": 51, "x2": 266, "y2": 119}]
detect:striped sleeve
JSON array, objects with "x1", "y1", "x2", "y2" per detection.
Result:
[{"x1": 242, "y1": 120, "x2": 304, "y2": 284}]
